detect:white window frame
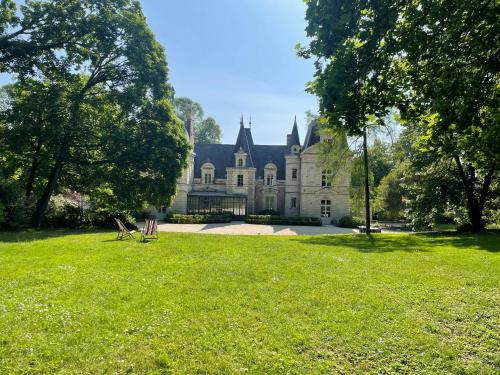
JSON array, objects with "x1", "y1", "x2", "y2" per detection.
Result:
[
  {"x1": 321, "y1": 199, "x2": 331, "y2": 218},
  {"x1": 321, "y1": 169, "x2": 333, "y2": 187}
]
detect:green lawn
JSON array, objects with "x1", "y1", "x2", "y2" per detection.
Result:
[{"x1": 0, "y1": 231, "x2": 498, "y2": 374}]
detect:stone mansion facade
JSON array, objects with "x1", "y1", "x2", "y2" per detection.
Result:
[{"x1": 165, "y1": 116, "x2": 350, "y2": 223}]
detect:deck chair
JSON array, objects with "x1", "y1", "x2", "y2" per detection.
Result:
[
  {"x1": 141, "y1": 218, "x2": 158, "y2": 242},
  {"x1": 115, "y1": 218, "x2": 136, "y2": 240}
]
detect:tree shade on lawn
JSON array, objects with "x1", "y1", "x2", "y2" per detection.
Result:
[{"x1": 0, "y1": 231, "x2": 498, "y2": 373}]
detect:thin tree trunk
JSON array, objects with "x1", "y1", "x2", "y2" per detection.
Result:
[
  {"x1": 453, "y1": 155, "x2": 486, "y2": 231},
  {"x1": 363, "y1": 127, "x2": 371, "y2": 234},
  {"x1": 26, "y1": 137, "x2": 42, "y2": 198}
]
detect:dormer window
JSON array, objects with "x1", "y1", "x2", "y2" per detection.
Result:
[
  {"x1": 264, "y1": 163, "x2": 277, "y2": 186},
  {"x1": 266, "y1": 174, "x2": 274, "y2": 186},
  {"x1": 201, "y1": 162, "x2": 215, "y2": 185},
  {"x1": 235, "y1": 148, "x2": 247, "y2": 167}
]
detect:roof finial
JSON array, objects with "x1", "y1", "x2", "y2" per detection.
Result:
[
  {"x1": 240, "y1": 114, "x2": 244, "y2": 127},
  {"x1": 249, "y1": 113, "x2": 252, "y2": 129},
  {"x1": 294, "y1": 115, "x2": 297, "y2": 126}
]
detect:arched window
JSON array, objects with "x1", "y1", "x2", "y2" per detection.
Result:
[
  {"x1": 264, "y1": 163, "x2": 277, "y2": 186},
  {"x1": 201, "y1": 162, "x2": 215, "y2": 184}
]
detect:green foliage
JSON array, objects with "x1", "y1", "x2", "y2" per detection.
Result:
[
  {"x1": 165, "y1": 213, "x2": 232, "y2": 224},
  {"x1": 0, "y1": 231, "x2": 498, "y2": 372},
  {"x1": 375, "y1": 166, "x2": 405, "y2": 221},
  {"x1": 174, "y1": 97, "x2": 204, "y2": 126},
  {"x1": 196, "y1": 117, "x2": 222, "y2": 144},
  {"x1": 82, "y1": 208, "x2": 137, "y2": 230},
  {"x1": 257, "y1": 209, "x2": 280, "y2": 216},
  {"x1": 44, "y1": 195, "x2": 81, "y2": 228},
  {"x1": 337, "y1": 215, "x2": 364, "y2": 229},
  {"x1": 0, "y1": 0, "x2": 190, "y2": 227},
  {"x1": 246, "y1": 215, "x2": 322, "y2": 226},
  {"x1": 174, "y1": 97, "x2": 222, "y2": 144},
  {"x1": 0, "y1": 178, "x2": 33, "y2": 229}
]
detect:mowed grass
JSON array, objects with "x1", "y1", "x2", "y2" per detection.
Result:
[{"x1": 0, "y1": 231, "x2": 498, "y2": 374}]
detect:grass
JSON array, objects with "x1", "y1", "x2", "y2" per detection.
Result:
[{"x1": 0, "y1": 230, "x2": 498, "y2": 374}]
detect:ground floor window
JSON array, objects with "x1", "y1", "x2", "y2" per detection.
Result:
[
  {"x1": 290, "y1": 197, "x2": 297, "y2": 208},
  {"x1": 157, "y1": 207, "x2": 167, "y2": 214},
  {"x1": 321, "y1": 199, "x2": 331, "y2": 218},
  {"x1": 187, "y1": 195, "x2": 247, "y2": 217},
  {"x1": 265, "y1": 196, "x2": 275, "y2": 210}
]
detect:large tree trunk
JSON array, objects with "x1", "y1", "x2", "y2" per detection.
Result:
[
  {"x1": 363, "y1": 127, "x2": 371, "y2": 234},
  {"x1": 33, "y1": 142, "x2": 67, "y2": 228},
  {"x1": 453, "y1": 156, "x2": 493, "y2": 231},
  {"x1": 26, "y1": 137, "x2": 42, "y2": 198}
]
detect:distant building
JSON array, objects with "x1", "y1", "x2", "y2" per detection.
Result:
[{"x1": 164, "y1": 116, "x2": 350, "y2": 224}]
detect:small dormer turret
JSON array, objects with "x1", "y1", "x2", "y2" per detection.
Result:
[
  {"x1": 235, "y1": 147, "x2": 247, "y2": 167},
  {"x1": 287, "y1": 116, "x2": 301, "y2": 154}
]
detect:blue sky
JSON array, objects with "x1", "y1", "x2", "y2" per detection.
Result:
[{"x1": 0, "y1": 0, "x2": 317, "y2": 145}]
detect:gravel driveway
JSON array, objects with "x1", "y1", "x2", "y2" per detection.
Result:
[{"x1": 156, "y1": 221, "x2": 355, "y2": 236}]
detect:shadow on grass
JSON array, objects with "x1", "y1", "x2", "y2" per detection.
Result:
[
  {"x1": 292, "y1": 230, "x2": 500, "y2": 253},
  {"x1": 0, "y1": 229, "x2": 111, "y2": 243}
]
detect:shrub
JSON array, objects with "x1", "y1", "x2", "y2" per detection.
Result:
[
  {"x1": 336, "y1": 215, "x2": 364, "y2": 228},
  {"x1": 245, "y1": 215, "x2": 322, "y2": 226},
  {"x1": 0, "y1": 179, "x2": 35, "y2": 230},
  {"x1": 83, "y1": 208, "x2": 137, "y2": 230},
  {"x1": 257, "y1": 209, "x2": 280, "y2": 216},
  {"x1": 165, "y1": 213, "x2": 232, "y2": 224},
  {"x1": 45, "y1": 195, "x2": 82, "y2": 228}
]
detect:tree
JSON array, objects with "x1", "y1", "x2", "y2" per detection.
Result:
[
  {"x1": 299, "y1": 0, "x2": 397, "y2": 234},
  {"x1": 0, "y1": 0, "x2": 99, "y2": 73},
  {"x1": 174, "y1": 97, "x2": 204, "y2": 126},
  {"x1": 196, "y1": 117, "x2": 222, "y2": 144},
  {"x1": 1, "y1": 0, "x2": 189, "y2": 227},
  {"x1": 392, "y1": 0, "x2": 500, "y2": 231}
]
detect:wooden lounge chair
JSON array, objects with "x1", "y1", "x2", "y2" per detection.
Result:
[
  {"x1": 141, "y1": 218, "x2": 158, "y2": 242},
  {"x1": 115, "y1": 218, "x2": 136, "y2": 240}
]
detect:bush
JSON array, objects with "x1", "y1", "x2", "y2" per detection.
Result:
[
  {"x1": 336, "y1": 215, "x2": 364, "y2": 228},
  {"x1": 83, "y1": 208, "x2": 137, "y2": 230},
  {"x1": 165, "y1": 213, "x2": 232, "y2": 224},
  {"x1": 245, "y1": 215, "x2": 322, "y2": 226},
  {"x1": 257, "y1": 209, "x2": 280, "y2": 216},
  {"x1": 45, "y1": 195, "x2": 82, "y2": 228},
  {"x1": 0, "y1": 179, "x2": 34, "y2": 230}
]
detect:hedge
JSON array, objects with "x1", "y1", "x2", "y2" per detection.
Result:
[
  {"x1": 245, "y1": 215, "x2": 322, "y2": 226},
  {"x1": 165, "y1": 213, "x2": 232, "y2": 224}
]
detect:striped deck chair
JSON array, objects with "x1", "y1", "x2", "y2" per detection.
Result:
[
  {"x1": 115, "y1": 218, "x2": 136, "y2": 240},
  {"x1": 141, "y1": 218, "x2": 158, "y2": 242}
]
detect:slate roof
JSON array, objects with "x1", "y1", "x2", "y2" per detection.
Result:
[
  {"x1": 193, "y1": 119, "x2": 315, "y2": 181},
  {"x1": 194, "y1": 144, "x2": 234, "y2": 179},
  {"x1": 252, "y1": 145, "x2": 288, "y2": 180},
  {"x1": 303, "y1": 123, "x2": 320, "y2": 149}
]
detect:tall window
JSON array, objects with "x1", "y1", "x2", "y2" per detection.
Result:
[
  {"x1": 292, "y1": 168, "x2": 298, "y2": 180},
  {"x1": 291, "y1": 197, "x2": 297, "y2": 208},
  {"x1": 238, "y1": 158, "x2": 243, "y2": 167},
  {"x1": 237, "y1": 174, "x2": 244, "y2": 186},
  {"x1": 265, "y1": 196, "x2": 275, "y2": 210},
  {"x1": 321, "y1": 200, "x2": 331, "y2": 218},
  {"x1": 321, "y1": 169, "x2": 332, "y2": 187},
  {"x1": 204, "y1": 173, "x2": 212, "y2": 184},
  {"x1": 266, "y1": 174, "x2": 274, "y2": 186}
]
